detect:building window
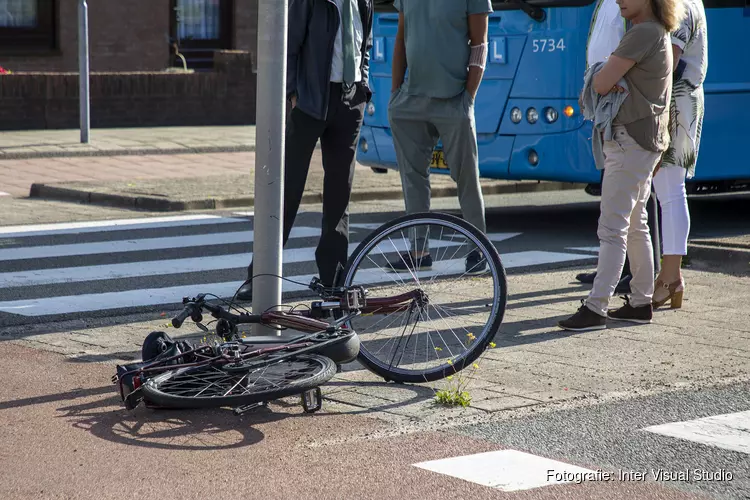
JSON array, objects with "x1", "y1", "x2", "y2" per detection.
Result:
[{"x1": 0, "y1": 0, "x2": 56, "y2": 52}]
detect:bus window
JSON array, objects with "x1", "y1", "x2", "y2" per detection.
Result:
[{"x1": 374, "y1": 0, "x2": 598, "y2": 13}]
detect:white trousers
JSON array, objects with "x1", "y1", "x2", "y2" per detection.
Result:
[{"x1": 652, "y1": 166, "x2": 690, "y2": 256}]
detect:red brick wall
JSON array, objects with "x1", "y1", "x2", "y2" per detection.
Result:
[
  {"x1": 234, "y1": 0, "x2": 258, "y2": 72},
  {"x1": 0, "y1": 0, "x2": 171, "y2": 73},
  {"x1": 0, "y1": 51, "x2": 256, "y2": 130}
]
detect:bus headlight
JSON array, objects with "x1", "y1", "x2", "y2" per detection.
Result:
[
  {"x1": 528, "y1": 149, "x2": 539, "y2": 166},
  {"x1": 366, "y1": 102, "x2": 375, "y2": 116},
  {"x1": 510, "y1": 107, "x2": 522, "y2": 124},
  {"x1": 544, "y1": 107, "x2": 558, "y2": 123},
  {"x1": 527, "y1": 107, "x2": 538, "y2": 124}
]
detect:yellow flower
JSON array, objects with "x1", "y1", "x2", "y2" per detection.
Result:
[
  {"x1": 489, "y1": 342, "x2": 497, "y2": 349},
  {"x1": 472, "y1": 363, "x2": 479, "y2": 369},
  {"x1": 446, "y1": 375, "x2": 453, "y2": 380},
  {"x1": 434, "y1": 347, "x2": 443, "y2": 352},
  {"x1": 446, "y1": 359, "x2": 453, "y2": 365}
]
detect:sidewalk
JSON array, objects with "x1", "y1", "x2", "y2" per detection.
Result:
[
  {"x1": 0, "y1": 126, "x2": 257, "y2": 159},
  {"x1": 5, "y1": 266, "x2": 749, "y2": 430},
  {"x1": 0, "y1": 126, "x2": 582, "y2": 209}
]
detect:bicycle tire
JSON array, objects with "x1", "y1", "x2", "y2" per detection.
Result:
[
  {"x1": 337, "y1": 212, "x2": 508, "y2": 384},
  {"x1": 140, "y1": 354, "x2": 336, "y2": 409}
]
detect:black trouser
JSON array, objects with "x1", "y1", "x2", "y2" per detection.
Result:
[{"x1": 247, "y1": 82, "x2": 366, "y2": 286}]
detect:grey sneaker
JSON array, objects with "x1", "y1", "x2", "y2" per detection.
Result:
[{"x1": 558, "y1": 301, "x2": 607, "y2": 331}]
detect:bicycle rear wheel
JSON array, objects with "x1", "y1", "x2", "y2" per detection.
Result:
[
  {"x1": 141, "y1": 354, "x2": 336, "y2": 409},
  {"x1": 338, "y1": 212, "x2": 507, "y2": 383}
]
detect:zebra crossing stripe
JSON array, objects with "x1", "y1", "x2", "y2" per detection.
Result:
[
  {"x1": 0, "y1": 214, "x2": 243, "y2": 238},
  {"x1": 413, "y1": 449, "x2": 595, "y2": 491},
  {"x1": 642, "y1": 410, "x2": 750, "y2": 455},
  {"x1": 0, "y1": 250, "x2": 595, "y2": 316},
  {"x1": 0, "y1": 226, "x2": 321, "y2": 261},
  {"x1": 0, "y1": 238, "x2": 464, "y2": 288}
]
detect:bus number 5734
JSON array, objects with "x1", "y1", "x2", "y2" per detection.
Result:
[{"x1": 532, "y1": 38, "x2": 566, "y2": 52}]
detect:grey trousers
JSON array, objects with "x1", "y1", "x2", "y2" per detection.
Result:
[
  {"x1": 388, "y1": 88, "x2": 486, "y2": 253},
  {"x1": 586, "y1": 126, "x2": 660, "y2": 316}
]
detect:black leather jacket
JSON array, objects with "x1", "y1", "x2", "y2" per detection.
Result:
[{"x1": 287, "y1": 0, "x2": 373, "y2": 121}]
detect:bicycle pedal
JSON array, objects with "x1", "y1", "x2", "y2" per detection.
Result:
[
  {"x1": 301, "y1": 387, "x2": 323, "y2": 414},
  {"x1": 233, "y1": 401, "x2": 267, "y2": 416}
]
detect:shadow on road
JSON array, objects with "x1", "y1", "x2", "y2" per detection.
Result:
[{"x1": 55, "y1": 392, "x2": 275, "y2": 451}]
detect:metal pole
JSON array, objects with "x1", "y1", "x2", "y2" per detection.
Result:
[
  {"x1": 78, "y1": 0, "x2": 90, "y2": 144},
  {"x1": 252, "y1": 0, "x2": 288, "y2": 335}
]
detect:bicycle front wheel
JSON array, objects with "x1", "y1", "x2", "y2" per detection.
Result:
[
  {"x1": 141, "y1": 354, "x2": 336, "y2": 409},
  {"x1": 338, "y1": 212, "x2": 507, "y2": 383}
]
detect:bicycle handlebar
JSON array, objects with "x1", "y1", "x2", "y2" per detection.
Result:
[
  {"x1": 170, "y1": 280, "x2": 369, "y2": 329},
  {"x1": 171, "y1": 301, "x2": 204, "y2": 328},
  {"x1": 171, "y1": 294, "x2": 259, "y2": 329}
]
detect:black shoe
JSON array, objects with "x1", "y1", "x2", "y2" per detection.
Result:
[
  {"x1": 236, "y1": 282, "x2": 253, "y2": 302},
  {"x1": 615, "y1": 274, "x2": 632, "y2": 294},
  {"x1": 584, "y1": 183, "x2": 602, "y2": 196},
  {"x1": 576, "y1": 271, "x2": 597, "y2": 284},
  {"x1": 388, "y1": 252, "x2": 432, "y2": 272},
  {"x1": 558, "y1": 301, "x2": 607, "y2": 331},
  {"x1": 607, "y1": 296, "x2": 652, "y2": 324},
  {"x1": 465, "y1": 250, "x2": 488, "y2": 276}
]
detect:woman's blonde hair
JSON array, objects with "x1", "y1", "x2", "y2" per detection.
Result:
[{"x1": 651, "y1": 0, "x2": 686, "y2": 32}]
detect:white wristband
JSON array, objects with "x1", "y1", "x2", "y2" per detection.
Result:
[{"x1": 469, "y1": 43, "x2": 488, "y2": 70}]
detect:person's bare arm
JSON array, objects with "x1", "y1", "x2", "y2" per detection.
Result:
[
  {"x1": 593, "y1": 55, "x2": 635, "y2": 95},
  {"x1": 466, "y1": 13, "x2": 489, "y2": 99},
  {"x1": 391, "y1": 12, "x2": 407, "y2": 92},
  {"x1": 672, "y1": 44, "x2": 683, "y2": 72}
]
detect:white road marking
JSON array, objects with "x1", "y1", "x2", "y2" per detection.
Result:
[
  {"x1": 0, "y1": 238, "x2": 463, "y2": 288},
  {"x1": 0, "y1": 250, "x2": 594, "y2": 316},
  {"x1": 642, "y1": 410, "x2": 750, "y2": 455},
  {"x1": 0, "y1": 215, "x2": 244, "y2": 238},
  {"x1": 413, "y1": 449, "x2": 595, "y2": 491},
  {"x1": 0, "y1": 227, "x2": 321, "y2": 261}
]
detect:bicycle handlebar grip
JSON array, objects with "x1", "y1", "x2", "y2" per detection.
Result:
[{"x1": 171, "y1": 305, "x2": 193, "y2": 328}]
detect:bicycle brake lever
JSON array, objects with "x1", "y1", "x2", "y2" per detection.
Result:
[{"x1": 195, "y1": 322, "x2": 209, "y2": 333}]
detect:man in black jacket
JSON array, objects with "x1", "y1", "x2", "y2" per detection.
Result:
[{"x1": 237, "y1": 0, "x2": 373, "y2": 301}]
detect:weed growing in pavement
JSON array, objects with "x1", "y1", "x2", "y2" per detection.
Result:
[{"x1": 433, "y1": 335, "x2": 497, "y2": 408}]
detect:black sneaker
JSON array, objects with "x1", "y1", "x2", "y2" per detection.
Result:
[
  {"x1": 235, "y1": 281, "x2": 253, "y2": 301},
  {"x1": 607, "y1": 296, "x2": 652, "y2": 324},
  {"x1": 388, "y1": 252, "x2": 432, "y2": 272},
  {"x1": 576, "y1": 271, "x2": 597, "y2": 284},
  {"x1": 465, "y1": 250, "x2": 488, "y2": 276},
  {"x1": 615, "y1": 274, "x2": 632, "y2": 294},
  {"x1": 558, "y1": 301, "x2": 607, "y2": 331}
]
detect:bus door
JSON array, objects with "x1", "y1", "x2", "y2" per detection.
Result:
[{"x1": 691, "y1": 0, "x2": 750, "y2": 185}]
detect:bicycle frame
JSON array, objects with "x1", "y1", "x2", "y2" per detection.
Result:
[{"x1": 257, "y1": 289, "x2": 425, "y2": 333}]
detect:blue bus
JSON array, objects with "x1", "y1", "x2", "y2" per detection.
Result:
[{"x1": 356, "y1": 0, "x2": 750, "y2": 194}]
